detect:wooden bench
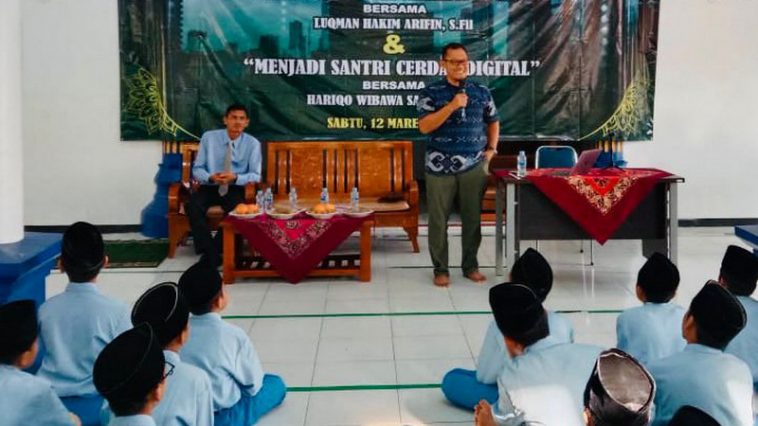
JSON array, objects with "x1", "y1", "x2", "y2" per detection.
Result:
[
  {"x1": 265, "y1": 140, "x2": 420, "y2": 252},
  {"x1": 167, "y1": 142, "x2": 257, "y2": 258}
]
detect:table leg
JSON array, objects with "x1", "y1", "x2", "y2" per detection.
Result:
[
  {"x1": 359, "y1": 220, "x2": 372, "y2": 282},
  {"x1": 669, "y1": 182, "x2": 679, "y2": 265},
  {"x1": 506, "y1": 182, "x2": 516, "y2": 269},
  {"x1": 222, "y1": 222, "x2": 236, "y2": 284},
  {"x1": 495, "y1": 180, "x2": 505, "y2": 276}
]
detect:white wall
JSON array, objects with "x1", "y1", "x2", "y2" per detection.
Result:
[
  {"x1": 19, "y1": 0, "x2": 758, "y2": 226},
  {"x1": 22, "y1": 0, "x2": 160, "y2": 226},
  {"x1": 624, "y1": 0, "x2": 758, "y2": 219}
]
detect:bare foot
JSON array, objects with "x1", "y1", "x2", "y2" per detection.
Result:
[
  {"x1": 474, "y1": 400, "x2": 496, "y2": 426},
  {"x1": 433, "y1": 273, "x2": 450, "y2": 287},
  {"x1": 465, "y1": 270, "x2": 487, "y2": 284}
]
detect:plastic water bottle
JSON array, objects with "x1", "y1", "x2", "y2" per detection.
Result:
[
  {"x1": 350, "y1": 187, "x2": 360, "y2": 212},
  {"x1": 289, "y1": 187, "x2": 298, "y2": 209},
  {"x1": 264, "y1": 188, "x2": 273, "y2": 211},
  {"x1": 516, "y1": 150, "x2": 527, "y2": 178},
  {"x1": 320, "y1": 187, "x2": 329, "y2": 204},
  {"x1": 255, "y1": 189, "x2": 264, "y2": 208}
]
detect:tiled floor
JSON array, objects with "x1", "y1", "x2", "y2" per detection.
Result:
[{"x1": 45, "y1": 226, "x2": 755, "y2": 425}]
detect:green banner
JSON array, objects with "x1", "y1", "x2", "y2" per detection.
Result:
[{"x1": 119, "y1": 0, "x2": 659, "y2": 142}]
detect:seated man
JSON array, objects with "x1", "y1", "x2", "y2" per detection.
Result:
[
  {"x1": 473, "y1": 283, "x2": 602, "y2": 426},
  {"x1": 93, "y1": 324, "x2": 167, "y2": 426},
  {"x1": 0, "y1": 300, "x2": 80, "y2": 426},
  {"x1": 185, "y1": 103, "x2": 262, "y2": 267},
  {"x1": 442, "y1": 248, "x2": 575, "y2": 409},
  {"x1": 648, "y1": 282, "x2": 753, "y2": 425},
  {"x1": 583, "y1": 349, "x2": 655, "y2": 426},
  {"x1": 720, "y1": 245, "x2": 758, "y2": 390}
]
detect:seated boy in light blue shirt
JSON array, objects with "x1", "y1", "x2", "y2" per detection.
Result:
[
  {"x1": 37, "y1": 222, "x2": 131, "y2": 426},
  {"x1": 0, "y1": 300, "x2": 80, "y2": 426},
  {"x1": 178, "y1": 262, "x2": 286, "y2": 426},
  {"x1": 720, "y1": 245, "x2": 758, "y2": 391},
  {"x1": 442, "y1": 248, "x2": 574, "y2": 410},
  {"x1": 648, "y1": 282, "x2": 753, "y2": 425},
  {"x1": 94, "y1": 324, "x2": 167, "y2": 426},
  {"x1": 101, "y1": 282, "x2": 214, "y2": 426},
  {"x1": 616, "y1": 252, "x2": 686, "y2": 366}
]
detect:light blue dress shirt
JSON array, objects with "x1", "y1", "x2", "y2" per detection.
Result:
[
  {"x1": 648, "y1": 343, "x2": 753, "y2": 426},
  {"x1": 108, "y1": 414, "x2": 157, "y2": 426},
  {"x1": 192, "y1": 129, "x2": 262, "y2": 185},
  {"x1": 477, "y1": 311, "x2": 575, "y2": 384},
  {"x1": 726, "y1": 295, "x2": 758, "y2": 388},
  {"x1": 492, "y1": 336, "x2": 603, "y2": 426},
  {"x1": 37, "y1": 282, "x2": 131, "y2": 396},
  {"x1": 616, "y1": 302, "x2": 686, "y2": 366},
  {"x1": 180, "y1": 313, "x2": 265, "y2": 411},
  {"x1": 0, "y1": 364, "x2": 75, "y2": 426}
]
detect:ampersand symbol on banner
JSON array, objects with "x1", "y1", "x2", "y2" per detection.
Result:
[{"x1": 383, "y1": 34, "x2": 405, "y2": 55}]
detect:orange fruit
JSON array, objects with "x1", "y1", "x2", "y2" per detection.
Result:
[
  {"x1": 234, "y1": 204, "x2": 248, "y2": 214},
  {"x1": 247, "y1": 204, "x2": 259, "y2": 213}
]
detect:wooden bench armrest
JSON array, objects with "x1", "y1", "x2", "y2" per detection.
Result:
[
  {"x1": 406, "y1": 180, "x2": 419, "y2": 207},
  {"x1": 168, "y1": 183, "x2": 187, "y2": 214}
]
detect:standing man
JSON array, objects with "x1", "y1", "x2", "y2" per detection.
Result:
[
  {"x1": 186, "y1": 103, "x2": 262, "y2": 267},
  {"x1": 417, "y1": 42, "x2": 500, "y2": 287}
]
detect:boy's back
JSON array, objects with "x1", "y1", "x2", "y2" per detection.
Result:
[
  {"x1": 616, "y1": 302, "x2": 686, "y2": 366},
  {"x1": 0, "y1": 364, "x2": 75, "y2": 426},
  {"x1": 725, "y1": 295, "x2": 758, "y2": 388},
  {"x1": 38, "y1": 283, "x2": 130, "y2": 396},
  {"x1": 181, "y1": 313, "x2": 264, "y2": 411}
]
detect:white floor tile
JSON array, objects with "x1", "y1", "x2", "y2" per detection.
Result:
[
  {"x1": 256, "y1": 392, "x2": 309, "y2": 426},
  {"x1": 393, "y1": 335, "x2": 472, "y2": 360},
  {"x1": 261, "y1": 362, "x2": 314, "y2": 388},
  {"x1": 395, "y1": 358, "x2": 474, "y2": 384},
  {"x1": 305, "y1": 390, "x2": 401, "y2": 426},
  {"x1": 250, "y1": 317, "x2": 323, "y2": 341},
  {"x1": 316, "y1": 337, "x2": 394, "y2": 362},
  {"x1": 255, "y1": 338, "x2": 319, "y2": 364},
  {"x1": 391, "y1": 315, "x2": 465, "y2": 337},
  {"x1": 399, "y1": 388, "x2": 472, "y2": 424},
  {"x1": 312, "y1": 360, "x2": 397, "y2": 386},
  {"x1": 321, "y1": 316, "x2": 392, "y2": 339}
]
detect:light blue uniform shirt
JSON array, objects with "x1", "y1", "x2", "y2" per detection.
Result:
[
  {"x1": 726, "y1": 295, "x2": 758, "y2": 388},
  {"x1": 477, "y1": 311, "x2": 575, "y2": 384},
  {"x1": 108, "y1": 414, "x2": 157, "y2": 426},
  {"x1": 38, "y1": 282, "x2": 131, "y2": 396},
  {"x1": 101, "y1": 350, "x2": 215, "y2": 426},
  {"x1": 648, "y1": 343, "x2": 753, "y2": 426},
  {"x1": 492, "y1": 336, "x2": 603, "y2": 426},
  {"x1": 181, "y1": 313, "x2": 265, "y2": 411},
  {"x1": 0, "y1": 364, "x2": 75, "y2": 426},
  {"x1": 616, "y1": 302, "x2": 686, "y2": 366},
  {"x1": 192, "y1": 129, "x2": 262, "y2": 185}
]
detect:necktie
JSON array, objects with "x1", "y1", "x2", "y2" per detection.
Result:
[{"x1": 218, "y1": 140, "x2": 232, "y2": 196}]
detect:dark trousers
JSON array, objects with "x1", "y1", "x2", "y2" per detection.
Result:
[{"x1": 185, "y1": 185, "x2": 245, "y2": 265}]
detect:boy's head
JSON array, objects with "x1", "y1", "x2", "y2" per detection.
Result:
[
  {"x1": 0, "y1": 300, "x2": 39, "y2": 367},
  {"x1": 719, "y1": 245, "x2": 758, "y2": 296},
  {"x1": 510, "y1": 248, "x2": 553, "y2": 302},
  {"x1": 583, "y1": 349, "x2": 654, "y2": 426},
  {"x1": 60, "y1": 221, "x2": 106, "y2": 283},
  {"x1": 178, "y1": 262, "x2": 224, "y2": 315},
  {"x1": 636, "y1": 252, "x2": 680, "y2": 303},
  {"x1": 94, "y1": 323, "x2": 167, "y2": 417},
  {"x1": 131, "y1": 282, "x2": 190, "y2": 348},
  {"x1": 684, "y1": 281, "x2": 746, "y2": 350},
  {"x1": 489, "y1": 283, "x2": 549, "y2": 351}
]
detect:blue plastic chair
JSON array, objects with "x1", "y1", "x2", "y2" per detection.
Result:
[
  {"x1": 535, "y1": 145, "x2": 578, "y2": 168},
  {"x1": 534, "y1": 145, "x2": 594, "y2": 265}
]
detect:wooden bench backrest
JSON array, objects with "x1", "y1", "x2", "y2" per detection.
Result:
[
  {"x1": 266, "y1": 141, "x2": 414, "y2": 198},
  {"x1": 180, "y1": 142, "x2": 200, "y2": 184}
]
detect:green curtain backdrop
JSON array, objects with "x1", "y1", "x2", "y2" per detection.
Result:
[{"x1": 119, "y1": 0, "x2": 659, "y2": 142}]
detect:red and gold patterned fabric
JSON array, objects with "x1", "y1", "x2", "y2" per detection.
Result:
[
  {"x1": 225, "y1": 213, "x2": 370, "y2": 283},
  {"x1": 524, "y1": 168, "x2": 671, "y2": 244}
]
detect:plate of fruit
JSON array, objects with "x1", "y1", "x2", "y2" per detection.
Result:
[
  {"x1": 306, "y1": 203, "x2": 339, "y2": 219},
  {"x1": 267, "y1": 207, "x2": 302, "y2": 220},
  {"x1": 229, "y1": 203, "x2": 263, "y2": 218}
]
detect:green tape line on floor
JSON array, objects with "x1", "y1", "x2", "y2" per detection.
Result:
[{"x1": 287, "y1": 383, "x2": 441, "y2": 392}]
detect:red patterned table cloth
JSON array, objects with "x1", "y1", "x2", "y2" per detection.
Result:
[
  {"x1": 519, "y1": 168, "x2": 671, "y2": 244},
  {"x1": 225, "y1": 213, "x2": 371, "y2": 283}
]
